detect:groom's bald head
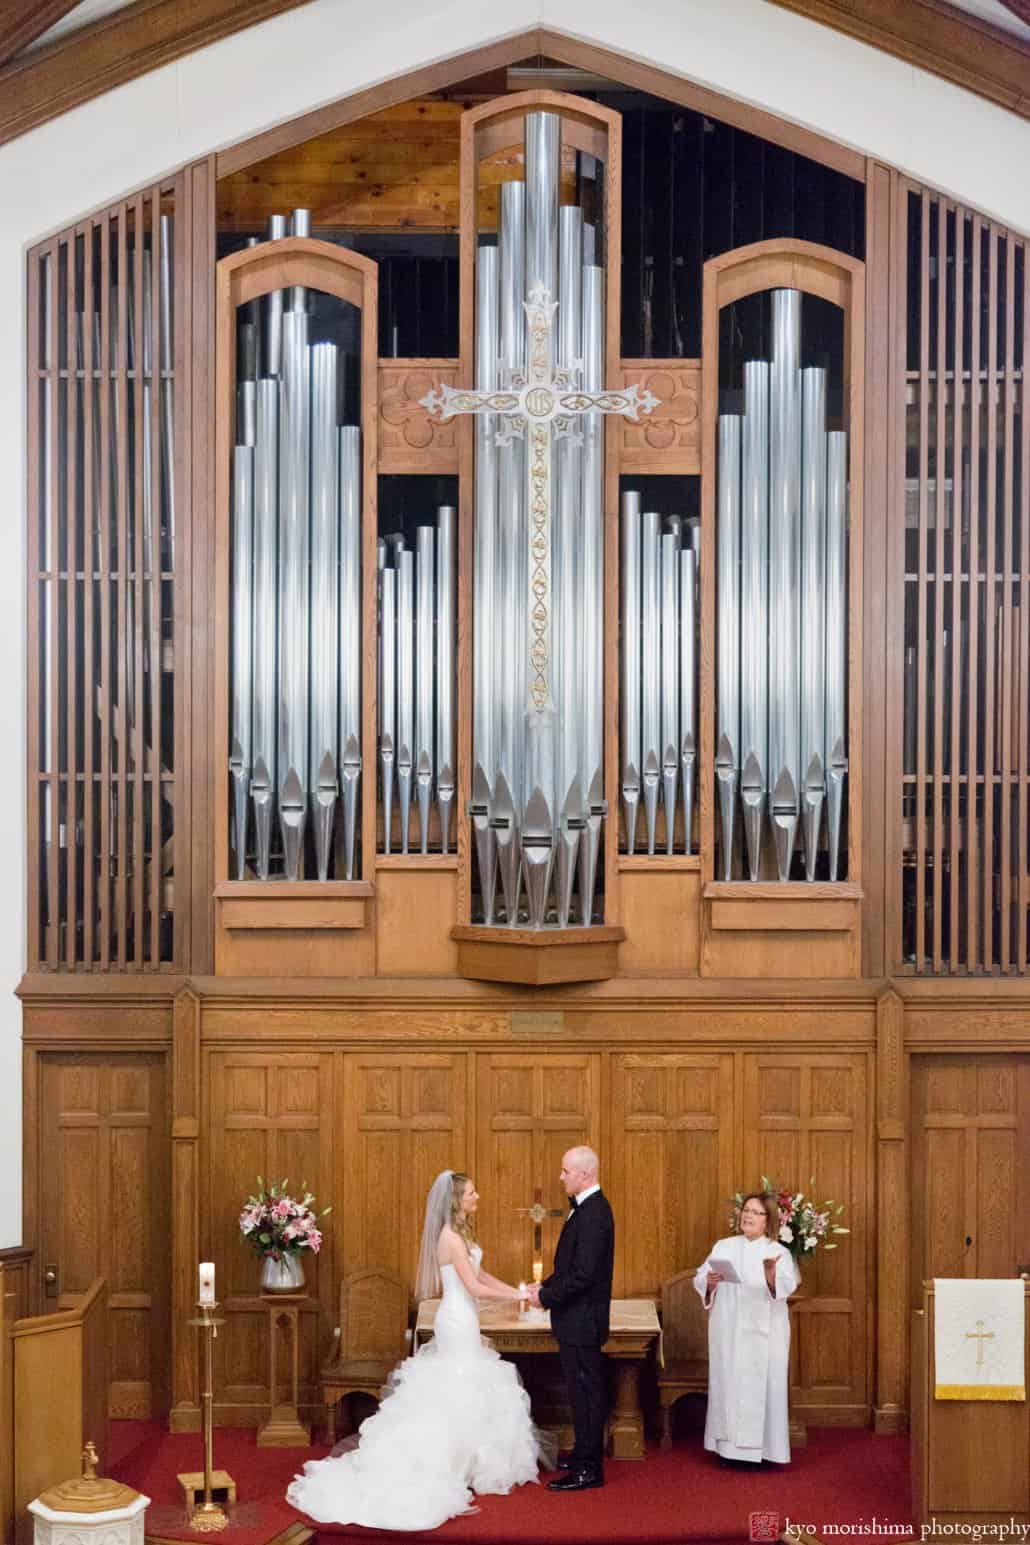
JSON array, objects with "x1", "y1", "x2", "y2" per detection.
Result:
[{"x1": 560, "y1": 1146, "x2": 599, "y2": 1196}]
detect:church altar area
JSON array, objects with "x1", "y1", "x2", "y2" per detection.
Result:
[{"x1": 108, "y1": 1418, "x2": 913, "y2": 1545}]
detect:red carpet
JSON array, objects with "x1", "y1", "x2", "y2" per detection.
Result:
[{"x1": 109, "y1": 1421, "x2": 913, "y2": 1545}]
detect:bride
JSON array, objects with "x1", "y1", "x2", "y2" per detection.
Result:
[{"x1": 287, "y1": 1169, "x2": 556, "y2": 1531}]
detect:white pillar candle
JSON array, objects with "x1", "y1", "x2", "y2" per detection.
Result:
[{"x1": 198, "y1": 1262, "x2": 215, "y2": 1304}]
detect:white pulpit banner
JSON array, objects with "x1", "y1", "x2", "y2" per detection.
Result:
[{"x1": 934, "y1": 1278, "x2": 1025, "y2": 1401}]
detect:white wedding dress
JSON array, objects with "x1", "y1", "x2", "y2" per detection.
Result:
[{"x1": 287, "y1": 1245, "x2": 554, "y2": 1532}]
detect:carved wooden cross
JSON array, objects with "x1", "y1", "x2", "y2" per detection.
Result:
[
  {"x1": 421, "y1": 282, "x2": 658, "y2": 719},
  {"x1": 964, "y1": 1318, "x2": 995, "y2": 1368}
]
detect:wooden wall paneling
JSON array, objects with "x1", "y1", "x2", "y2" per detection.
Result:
[
  {"x1": 911, "y1": 1054, "x2": 1030, "y2": 1295},
  {"x1": 190, "y1": 156, "x2": 217, "y2": 975},
  {"x1": 339, "y1": 1051, "x2": 469, "y2": 1296},
  {"x1": 1, "y1": 1261, "x2": 12, "y2": 1545},
  {"x1": 475, "y1": 1052, "x2": 600, "y2": 1289},
  {"x1": 374, "y1": 865, "x2": 460, "y2": 975},
  {"x1": 616, "y1": 866, "x2": 700, "y2": 975},
  {"x1": 874, "y1": 988, "x2": 908, "y2": 1431},
  {"x1": 609, "y1": 1054, "x2": 734, "y2": 1321},
  {"x1": 0, "y1": 1249, "x2": 34, "y2": 1326},
  {"x1": 37, "y1": 1052, "x2": 170, "y2": 1418},
  {"x1": 170, "y1": 988, "x2": 201, "y2": 1430},
  {"x1": 743, "y1": 1050, "x2": 869, "y2": 1421},
  {"x1": 207, "y1": 1049, "x2": 334, "y2": 1421}
]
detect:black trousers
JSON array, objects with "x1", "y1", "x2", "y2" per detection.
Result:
[{"x1": 558, "y1": 1339, "x2": 606, "y2": 1469}]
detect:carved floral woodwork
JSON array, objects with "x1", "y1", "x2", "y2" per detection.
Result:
[
  {"x1": 378, "y1": 360, "x2": 460, "y2": 473},
  {"x1": 617, "y1": 361, "x2": 702, "y2": 473}
]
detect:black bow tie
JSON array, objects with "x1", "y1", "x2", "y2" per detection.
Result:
[{"x1": 569, "y1": 1198, "x2": 578, "y2": 1210}]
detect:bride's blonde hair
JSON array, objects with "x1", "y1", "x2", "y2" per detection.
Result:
[{"x1": 448, "y1": 1172, "x2": 477, "y2": 1247}]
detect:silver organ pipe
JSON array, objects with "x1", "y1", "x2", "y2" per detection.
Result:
[
  {"x1": 825, "y1": 431, "x2": 848, "y2": 879},
  {"x1": 641, "y1": 509, "x2": 662, "y2": 855},
  {"x1": 228, "y1": 210, "x2": 363, "y2": 881},
  {"x1": 472, "y1": 246, "x2": 499, "y2": 920},
  {"x1": 716, "y1": 416, "x2": 741, "y2": 880},
  {"x1": 620, "y1": 490, "x2": 642, "y2": 856},
  {"x1": 375, "y1": 506, "x2": 459, "y2": 856},
  {"x1": 579, "y1": 264, "x2": 606, "y2": 923},
  {"x1": 740, "y1": 360, "x2": 770, "y2": 881},
  {"x1": 276, "y1": 306, "x2": 311, "y2": 880},
  {"x1": 680, "y1": 546, "x2": 697, "y2": 857},
  {"x1": 555, "y1": 204, "x2": 584, "y2": 926},
  {"x1": 230, "y1": 447, "x2": 254, "y2": 879},
  {"x1": 379, "y1": 566, "x2": 396, "y2": 854},
  {"x1": 436, "y1": 505, "x2": 457, "y2": 855},
  {"x1": 415, "y1": 524, "x2": 436, "y2": 854},
  {"x1": 716, "y1": 290, "x2": 848, "y2": 881},
  {"x1": 309, "y1": 343, "x2": 340, "y2": 881},
  {"x1": 660, "y1": 533, "x2": 680, "y2": 854},
  {"x1": 251, "y1": 381, "x2": 279, "y2": 879},
  {"x1": 495, "y1": 179, "x2": 526, "y2": 923},
  {"x1": 768, "y1": 290, "x2": 802, "y2": 881},
  {"x1": 396, "y1": 548, "x2": 414, "y2": 855},
  {"x1": 337, "y1": 426, "x2": 362, "y2": 880},
  {"x1": 800, "y1": 367, "x2": 828, "y2": 881}
]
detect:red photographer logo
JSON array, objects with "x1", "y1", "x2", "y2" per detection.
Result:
[{"x1": 749, "y1": 1512, "x2": 781, "y2": 1542}]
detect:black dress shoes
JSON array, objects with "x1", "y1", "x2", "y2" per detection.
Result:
[
  {"x1": 555, "y1": 1451, "x2": 578, "y2": 1471},
  {"x1": 548, "y1": 1467, "x2": 604, "y2": 1492}
]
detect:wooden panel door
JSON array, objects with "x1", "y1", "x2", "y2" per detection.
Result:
[
  {"x1": 340, "y1": 1052, "x2": 469, "y2": 1296},
  {"x1": 475, "y1": 1054, "x2": 601, "y2": 1290},
  {"x1": 911, "y1": 1056, "x2": 1030, "y2": 1296},
  {"x1": 207, "y1": 1051, "x2": 334, "y2": 1421},
  {"x1": 39, "y1": 1054, "x2": 170, "y2": 1419},
  {"x1": 609, "y1": 1054, "x2": 734, "y2": 1304},
  {"x1": 743, "y1": 1052, "x2": 870, "y2": 1421}
]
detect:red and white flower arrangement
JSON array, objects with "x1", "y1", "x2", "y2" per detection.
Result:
[
  {"x1": 731, "y1": 1175, "x2": 848, "y2": 1259},
  {"x1": 239, "y1": 1177, "x2": 331, "y2": 1262}
]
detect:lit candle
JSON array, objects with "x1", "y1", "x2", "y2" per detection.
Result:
[
  {"x1": 198, "y1": 1262, "x2": 215, "y2": 1304},
  {"x1": 532, "y1": 1259, "x2": 543, "y2": 1285}
]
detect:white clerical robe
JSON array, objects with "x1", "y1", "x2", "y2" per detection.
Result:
[{"x1": 693, "y1": 1234, "x2": 799, "y2": 1464}]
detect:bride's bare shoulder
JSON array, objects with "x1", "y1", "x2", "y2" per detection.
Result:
[{"x1": 436, "y1": 1224, "x2": 460, "y2": 1260}]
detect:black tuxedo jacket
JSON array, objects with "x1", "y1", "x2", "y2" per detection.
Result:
[{"x1": 538, "y1": 1189, "x2": 615, "y2": 1348}]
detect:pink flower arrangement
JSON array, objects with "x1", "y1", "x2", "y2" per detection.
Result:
[
  {"x1": 239, "y1": 1177, "x2": 331, "y2": 1261},
  {"x1": 730, "y1": 1175, "x2": 848, "y2": 1260}
]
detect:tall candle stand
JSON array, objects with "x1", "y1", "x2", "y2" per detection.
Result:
[{"x1": 184, "y1": 1301, "x2": 231, "y2": 1532}]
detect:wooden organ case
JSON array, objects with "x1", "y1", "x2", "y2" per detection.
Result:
[{"x1": 17, "y1": 41, "x2": 1030, "y2": 1445}]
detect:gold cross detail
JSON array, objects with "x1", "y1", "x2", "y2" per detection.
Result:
[{"x1": 964, "y1": 1319, "x2": 995, "y2": 1368}]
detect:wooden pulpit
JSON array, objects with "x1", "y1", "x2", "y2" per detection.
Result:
[{"x1": 911, "y1": 1280, "x2": 1029, "y2": 1533}]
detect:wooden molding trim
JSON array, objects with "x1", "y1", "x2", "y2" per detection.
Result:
[
  {"x1": 0, "y1": 0, "x2": 316, "y2": 148},
  {"x1": 765, "y1": 0, "x2": 1030, "y2": 123},
  {"x1": 0, "y1": 1, "x2": 80, "y2": 69}
]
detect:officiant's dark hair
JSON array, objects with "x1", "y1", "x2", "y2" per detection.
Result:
[{"x1": 739, "y1": 1192, "x2": 778, "y2": 1240}]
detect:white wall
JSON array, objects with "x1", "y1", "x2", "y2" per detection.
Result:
[{"x1": 0, "y1": 0, "x2": 1027, "y2": 1247}]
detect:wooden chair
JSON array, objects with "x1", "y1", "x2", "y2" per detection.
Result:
[
  {"x1": 321, "y1": 1268, "x2": 409, "y2": 1441},
  {"x1": 657, "y1": 1267, "x2": 709, "y2": 1448}
]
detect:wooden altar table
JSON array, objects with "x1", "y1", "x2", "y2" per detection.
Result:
[{"x1": 415, "y1": 1298, "x2": 661, "y2": 1459}]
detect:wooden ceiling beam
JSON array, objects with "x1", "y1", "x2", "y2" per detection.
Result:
[
  {"x1": 0, "y1": 0, "x2": 315, "y2": 147},
  {"x1": 994, "y1": 0, "x2": 1030, "y2": 28},
  {"x1": 0, "y1": 0, "x2": 82, "y2": 69},
  {"x1": 764, "y1": 0, "x2": 1030, "y2": 121}
]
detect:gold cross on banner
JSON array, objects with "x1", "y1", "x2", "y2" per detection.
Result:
[
  {"x1": 964, "y1": 1319, "x2": 995, "y2": 1367},
  {"x1": 514, "y1": 1187, "x2": 566, "y2": 1283}
]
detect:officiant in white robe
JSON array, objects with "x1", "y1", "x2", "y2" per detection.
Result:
[{"x1": 693, "y1": 1192, "x2": 800, "y2": 1465}]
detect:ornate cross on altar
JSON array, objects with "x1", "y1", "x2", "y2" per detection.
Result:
[
  {"x1": 965, "y1": 1319, "x2": 995, "y2": 1367},
  {"x1": 421, "y1": 283, "x2": 659, "y2": 720},
  {"x1": 514, "y1": 1186, "x2": 567, "y2": 1284}
]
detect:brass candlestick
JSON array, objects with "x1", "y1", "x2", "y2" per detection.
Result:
[{"x1": 186, "y1": 1301, "x2": 229, "y2": 1532}]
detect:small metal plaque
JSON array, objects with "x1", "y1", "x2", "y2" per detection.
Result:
[{"x1": 510, "y1": 1010, "x2": 565, "y2": 1038}]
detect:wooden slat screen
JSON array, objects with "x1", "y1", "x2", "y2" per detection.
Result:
[
  {"x1": 27, "y1": 182, "x2": 182, "y2": 969},
  {"x1": 897, "y1": 186, "x2": 1029, "y2": 972}
]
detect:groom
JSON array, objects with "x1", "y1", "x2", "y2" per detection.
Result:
[{"x1": 528, "y1": 1145, "x2": 614, "y2": 1492}]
